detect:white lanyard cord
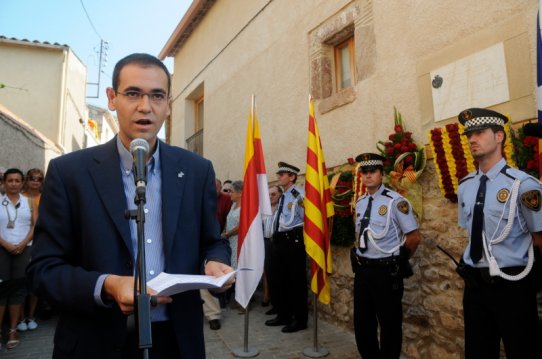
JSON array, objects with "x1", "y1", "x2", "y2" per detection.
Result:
[
  {"x1": 481, "y1": 179, "x2": 533, "y2": 281},
  {"x1": 363, "y1": 198, "x2": 405, "y2": 254}
]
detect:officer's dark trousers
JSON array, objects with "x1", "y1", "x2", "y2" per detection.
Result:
[
  {"x1": 463, "y1": 272, "x2": 540, "y2": 359},
  {"x1": 269, "y1": 228, "x2": 308, "y2": 325},
  {"x1": 354, "y1": 265, "x2": 403, "y2": 359}
]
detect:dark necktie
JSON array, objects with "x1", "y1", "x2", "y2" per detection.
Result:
[
  {"x1": 274, "y1": 195, "x2": 284, "y2": 233},
  {"x1": 359, "y1": 196, "x2": 373, "y2": 253},
  {"x1": 470, "y1": 175, "x2": 488, "y2": 263}
]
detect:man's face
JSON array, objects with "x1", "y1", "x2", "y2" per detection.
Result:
[
  {"x1": 4, "y1": 173, "x2": 23, "y2": 195},
  {"x1": 106, "y1": 64, "x2": 170, "y2": 151},
  {"x1": 276, "y1": 172, "x2": 294, "y2": 187},
  {"x1": 466, "y1": 128, "x2": 503, "y2": 160},
  {"x1": 361, "y1": 168, "x2": 383, "y2": 190},
  {"x1": 269, "y1": 187, "x2": 281, "y2": 205}
]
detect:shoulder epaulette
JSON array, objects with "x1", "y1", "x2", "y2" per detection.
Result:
[
  {"x1": 291, "y1": 188, "x2": 300, "y2": 198},
  {"x1": 382, "y1": 189, "x2": 394, "y2": 199},
  {"x1": 500, "y1": 165, "x2": 516, "y2": 181}
]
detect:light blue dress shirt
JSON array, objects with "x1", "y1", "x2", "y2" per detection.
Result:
[
  {"x1": 458, "y1": 158, "x2": 542, "y2": 268},
  {"x1": 355, "y1": 185, "x2": 418, "y2": 259},
  {"x1": 94, "y1": 136, "x2": 167, "y2": 321}
]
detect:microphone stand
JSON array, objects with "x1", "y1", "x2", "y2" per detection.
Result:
[{"x1": 126, "y1": 183, "x2": 152, "y2": 358}]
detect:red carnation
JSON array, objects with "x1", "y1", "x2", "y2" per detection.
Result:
[{"x1": 394, "y1": 125, "x2": 403, "y2": 133}]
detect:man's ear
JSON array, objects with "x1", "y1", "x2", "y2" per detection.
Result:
[{"x1": 106, "y1": 87, "x2": 117, "y2": 111}]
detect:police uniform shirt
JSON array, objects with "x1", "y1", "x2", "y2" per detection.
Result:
[
  {"x1": 355, "y1": 185, "x2": 418, "y2": 259},
  {"x1": 458, "y1": 158, "x2": 542, "y2": 268},
  {"x1": 277, "y1": 184, "x2": 304, "y2": 232}
]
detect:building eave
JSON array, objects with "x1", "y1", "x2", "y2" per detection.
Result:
[{"x1": 158, "y1": 0, "x2": 216, "y2": 59}]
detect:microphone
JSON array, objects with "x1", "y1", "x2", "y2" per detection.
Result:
[
  {"x1": 130, "y1": 138, "x2": 150, "y2": 201},
  {"x1": 523, "y1": 123, "x2": 542, "y2": 138}
]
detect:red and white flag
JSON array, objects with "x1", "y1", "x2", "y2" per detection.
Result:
[{"x1": 235, "y1": 96, "x2": 272, "y2": 309}]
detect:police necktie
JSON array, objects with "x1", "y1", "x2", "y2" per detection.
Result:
[
  {"x1": 359, "y1": 196, "x2": 373, "y2": 253},
  {"x1": 274, "y1": 195, "x2": 284, "y2": 233},
  {"x1": 470, "y1": 175, "x2": 488, "y2": 263}
]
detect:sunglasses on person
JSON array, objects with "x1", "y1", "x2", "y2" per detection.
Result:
[{"x1": 29, "y1": 176, "x2": 43, "y2": 182}]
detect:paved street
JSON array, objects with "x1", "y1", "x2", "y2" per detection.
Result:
[{"x1": 1, "y1": 294, "x2": 359, "y2": 358}]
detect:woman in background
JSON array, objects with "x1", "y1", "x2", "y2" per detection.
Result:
[
  {"x1": 0, "y1": 168, "x2": 37, "y2": 350},
  {"x1": 17, "y1": 168, "x2": 44, "y2": 332},
  {"x1": 222, "y1": 180, "x2": 243, "y2": 269}
]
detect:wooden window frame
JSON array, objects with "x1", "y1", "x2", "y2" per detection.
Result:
[
  {"x1": 195, "y1": 95, "x2": 204, "y2": 131},
  {"x1": 334, "y1": 37, "x2": 355, "y2": 91}
]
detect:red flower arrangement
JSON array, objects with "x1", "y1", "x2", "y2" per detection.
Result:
[
  {"x1": 429, "y1": 127, "x2": 457, "y2": 202},
  {"x1": 376, "y1": 108, "x2": 426, "y2": 186},
  {"x1": 511, "y1": 124, "x2": 540, "y2": 178}
]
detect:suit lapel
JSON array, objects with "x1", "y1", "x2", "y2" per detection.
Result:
[
  {"x1": 89, "y1": 139, "x2": 134, "y2": 259},
  {"x1": 160, "y1": 142, "x2": 187, "y2": 259}
]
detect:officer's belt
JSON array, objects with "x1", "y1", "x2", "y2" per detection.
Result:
[
  {"x1": 274, "y1": 227, "x2": 303, "y2": 241},
  {"x1": 353, "y1": 255, "x2": 398, "y2": 268}
]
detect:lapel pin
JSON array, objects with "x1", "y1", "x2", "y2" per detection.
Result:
[{"x1": 178, "y1": 171, "x2": 185, "y2": 178}]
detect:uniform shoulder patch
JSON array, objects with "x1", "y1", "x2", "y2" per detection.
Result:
[
  {"x1": 396, "y1": 200, "x2": 410, "y2": 215},
  {"x1": 521, "y1": 190, "x2": 541, "y2": 211}
]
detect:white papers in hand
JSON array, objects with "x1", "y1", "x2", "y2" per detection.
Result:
[{"x1": 147, "y1": 271, "x2": 237, "y2": 296}]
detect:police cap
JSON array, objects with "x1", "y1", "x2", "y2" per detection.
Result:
[
  {"x1": 458, "y1": 108, "x2": 508, "y2": 134},
  {"x1": 355, "y1": 153, "x2": 385, "y2": 172},
  {"x1": 276, "y1": 161, "x2": 300, "y2": 175}
]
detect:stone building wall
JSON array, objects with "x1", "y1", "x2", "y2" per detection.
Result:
[{"x1": 318, "y1": 161, "x2": 471, "y2": 359}]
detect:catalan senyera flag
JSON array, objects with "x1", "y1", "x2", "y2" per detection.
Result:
[
  {"x1": 235, "y1": 99, "x2": 272, "y2": 309},
  {"x1": 304, "y1": 96, "x2": 335, "y2": 304}
]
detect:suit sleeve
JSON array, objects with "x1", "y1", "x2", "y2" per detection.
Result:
[{"x1": 27, "y1": 159, "x2": 104, "y2": 313}]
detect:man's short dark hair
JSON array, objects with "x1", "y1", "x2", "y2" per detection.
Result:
[
  {"x1": 112, "y1": 53, "x2": 171, "y2": 94},
  {"x1": 4, "y1": 168, "x2": 24, "y2": 181}
]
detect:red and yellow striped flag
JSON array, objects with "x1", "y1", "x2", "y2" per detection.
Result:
[
  {"x1": 304, "y1": 96, "x2": 335, "y2": 304},
  {"x1": 236, "y1": 96, "x2": 272, "y2": 309}
]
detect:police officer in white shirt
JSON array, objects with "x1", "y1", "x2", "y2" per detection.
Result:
[
  {"x1": 351, "y1": 153, "x2": 421, "y2": 359},
  {"x1": 265, "y1": 162, "x2": 308, "y2": 333},
  {"x1": 457, "y1": 108, "x2": 542, "y2": 359}
]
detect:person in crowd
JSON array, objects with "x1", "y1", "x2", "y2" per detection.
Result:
[
  {"x1": 221, "y1": 180, "x2": 242, "y2": 309},
  {"x1": 265, "y1": 162, "x2": 308, "y2": 333},
  {"x1": 26, "y1": 53, "x2": 233, "y2": 358},
  {"x1": 16, "y1": 168, "x2": 44, "y2": 332},
  {"x1": 200, "y1": 178, "x2": 233, "y2": 330},
  {"x1": 456, "y1": 108, "x2": 542, "y2": 359},
  {"x1": 216, "y1": 178, "x2": 233, "y2": 231},
  {"x1": 0, "y1": 168, "x2": 37, "y2": 350},
  {"x1": 262, "y1": 184, "x2": 282, "y2": 314},
  {"x1": 350, "y1": 153, "x2": 421, "y2": 359},
  {"x1": 222, "y1": 180, "x2": 242, "y2": 269},
  {"x1": 222, "y1": 180, "x2": 233, "y2": 194}
]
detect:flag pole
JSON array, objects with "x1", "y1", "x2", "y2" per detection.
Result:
[
  {"x1": 303, "y1": 293, "x2": 329, "y2": 357},
  {"x1": 232, "y1": 306, "x2": 259, "y2": 357},
  {"x1": 303, "y1": 94, "x2": 332, "y2": 357}
]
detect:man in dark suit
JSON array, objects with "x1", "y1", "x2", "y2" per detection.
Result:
[{"x1": 27, "y1": 53, "x2": 233, "y2": 358}]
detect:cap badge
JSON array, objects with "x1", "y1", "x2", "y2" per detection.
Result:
[{"x1": 462, "y1": 110, "x2": 472, "y2": 120}]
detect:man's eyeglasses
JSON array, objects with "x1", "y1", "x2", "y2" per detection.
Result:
[
  {"x1": 116, "y1": 90, "x2": 169, "y2": 103},
  {"x1": 29, "y1": 176, "x2": 43, "y2": 182}
]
